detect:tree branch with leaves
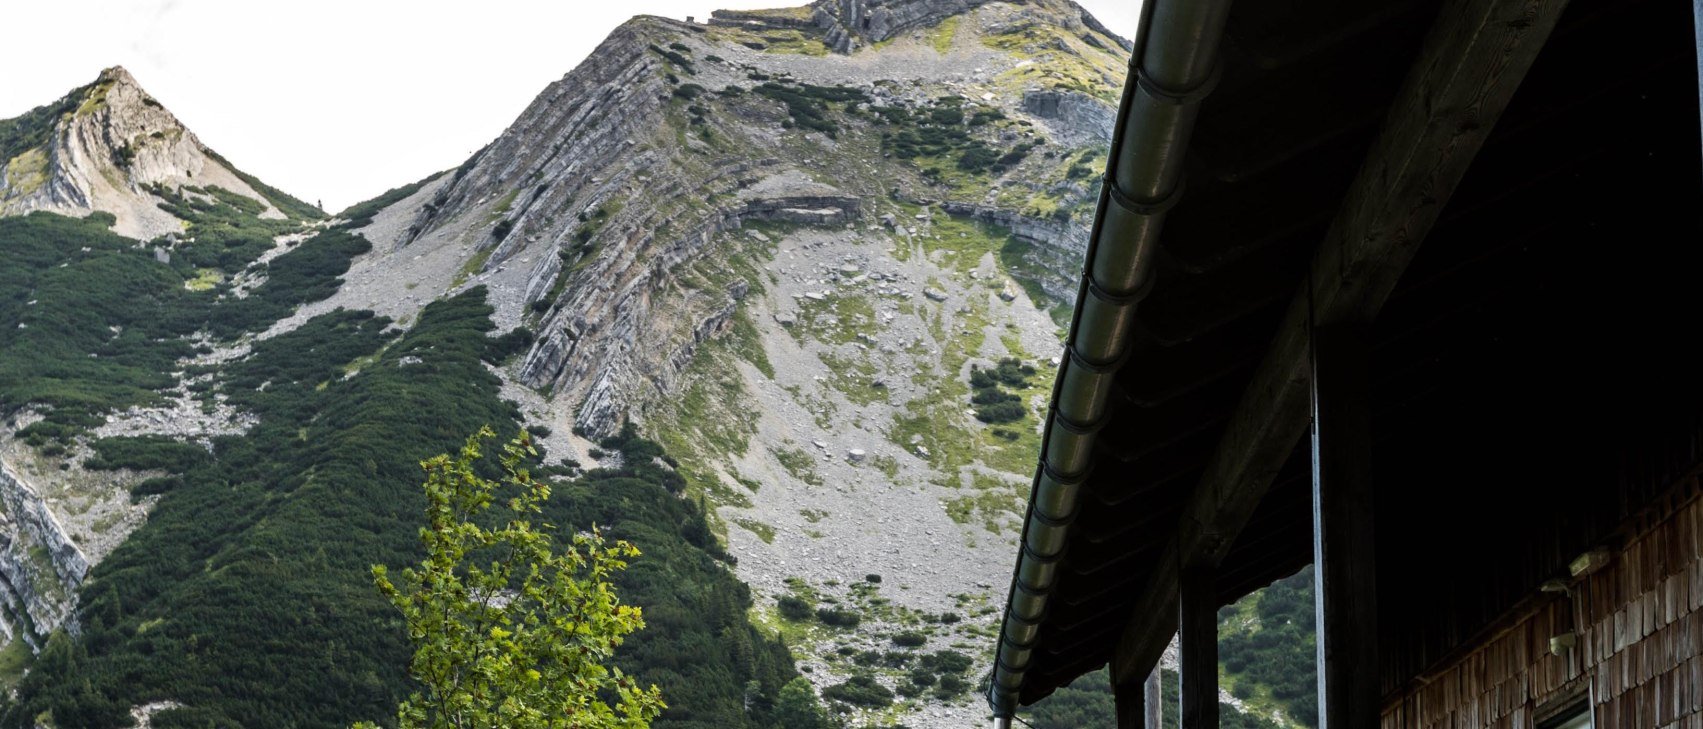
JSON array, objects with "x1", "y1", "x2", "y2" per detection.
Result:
[{"x1": 355, "y1": 427, "x2": 665, "y2": 729}]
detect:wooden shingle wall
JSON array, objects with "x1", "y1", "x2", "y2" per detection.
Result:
[{"x1": 1381, "y1": 485, "x2": 1703, "y2": 729}]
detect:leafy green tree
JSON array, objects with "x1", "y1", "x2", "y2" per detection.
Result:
[{"x1": 356, "y1": 427, "x2": 665, "y2": 729}]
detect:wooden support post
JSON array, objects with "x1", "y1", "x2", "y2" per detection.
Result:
[
  {"x1": 1114, "y1": 653, "x2": 1166, "y2": 728},
  {"x1": 1145, "y1": 664, "x2": 1163, "y2": 729},
  {"x1": 1310, "y1": 324, "x2": 1378, "y2": 729},
  {"x1": 1179, "y1": 565, "x2": 1218, "y2": 729},
  {"x1": 1114, "y1": 673, "x2": 1147, "y2": 729}
]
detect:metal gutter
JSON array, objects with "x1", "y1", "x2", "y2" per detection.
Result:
[{"x1": 987, "y1": 0, "x2": 1234, "y2": 717}]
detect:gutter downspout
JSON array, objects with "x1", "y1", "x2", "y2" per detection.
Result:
[
  {"x1": 987, "y1": 0, "x2": 1234, "y2": 717},
  {"x1": 1694, "y1": 0, "x2": 1702, "y2": 154}
]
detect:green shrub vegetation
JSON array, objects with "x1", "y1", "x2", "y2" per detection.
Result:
[
  {"x1": 150, "y1": 184, "x2": 299, "y2": 273},
  {"x1": 1021, "y1": 668, "x2": 1284, "y2": 729},
  {"x1": 970, "y1": 358, "x2": 1035, "y2": 424},
  {"x1": 0, "y1": 80, "x2": 92, "y2": 164},
  {"x1": 650, "y1": 44, "x2": 696, "y2": 75},
  {"x1": 814, "y1": 607, "x2": 861, "y2": 628},
  {"x1": 0, "y1": 205, "x2": 363, "y2": 440},
  {"x1": 338, "y1": 170, "x2": 449, "y2": 228},
  {"x1": 2, "y1": 207, "x2": 818, "y2": 727},
  {"x1": 83, "y1": 436, "x2": 208, "y2": 473},
  {"x1": 0, "y1": 212, "x2": 200, "y2": 441},
  {"x1": 1219, "y1": 567, "x2": 1318, "y2": 727},
  {"x1": 754, "y1": 82, "x2": 867, "y2": 138},
  {"x1": 822, "y1": 675, "x2": 892, "y2": 709},
  {"x1": 876, "y1": 97, "x2": 1038, "y2": 179},
  {"x1": 777, "y1": 595, "x2": 814, "y2": 621},
  {"x1": 202, "y1": 149, "x2": 326, "y2": 221}
]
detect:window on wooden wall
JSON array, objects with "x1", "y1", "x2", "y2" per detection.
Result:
[{"x1": 1539, "y1": 703, "x2": 1592, "y2": 729}]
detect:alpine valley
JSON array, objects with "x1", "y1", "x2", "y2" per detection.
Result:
[{"x1": 0, "y1": 2, "x2": 1314, "y2": 727}]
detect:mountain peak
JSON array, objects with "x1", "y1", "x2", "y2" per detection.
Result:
[
  {"x1": 97, "y1": 64, "x2": 138, "y2": 86},
  {"x1": 0, "y1": 66, "x2": 306, "y2": 237}
]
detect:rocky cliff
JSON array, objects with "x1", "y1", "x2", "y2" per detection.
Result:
[
  {"x1": 0, "y1": 4, "x2": 1314, "y2": 722},
  {"x1": 0, "y1": 67, "x2": 305, "y2": 666},
  {"x1": 0, "y1": 1, "x2": 1127, "y2": 724},
  {"x1": 0, "y1": 461, "x2": 84, "y2": 647},
  {"x1": 812, "y1": 0, "x2": 996, "y2": 52},
  {"x1": 0, "y1": 67, "x2": 299, "y2": 238},
  {"x1": 312, "y1": 2, "x2": 1127, "y2": 724}
]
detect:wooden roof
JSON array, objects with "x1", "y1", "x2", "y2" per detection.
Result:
[{"x1": 1004, "y1": 0, "x2": 1703, "y2": 706}]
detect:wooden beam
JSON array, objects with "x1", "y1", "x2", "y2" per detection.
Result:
[
  {"x1": 1178, "y1": 565, "x2": 1218, "y2": 729},
  {"x1": 1111, "y1": 0, "x2": 1569, "y2": 686},
  {"x1": 1114, "y1": 672, "x2": 1147, "y2": 729},
  {"x1": 1311, "y1": 324, "x2": 1378, "y2": 729},
  {"x1": 1113, "y1": 660, "x2": 1167, "y2": 728}
]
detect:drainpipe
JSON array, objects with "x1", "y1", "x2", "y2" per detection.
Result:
[
  {"x1": 987, "y1": 0, "x2": 1235, "y2": 718},
  {"x1": 1694, "y1": 0, "x2": 1702, "y2": 153}
]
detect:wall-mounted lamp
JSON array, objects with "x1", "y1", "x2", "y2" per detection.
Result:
[
  {"x1": 1569, "y1": 549, "x2": 1611, "y2": 579},
  {"x1": 1548, "y1": 632, "x2": 1577, "y2": 657}
]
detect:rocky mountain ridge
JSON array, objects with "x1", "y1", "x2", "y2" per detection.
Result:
[
  {"x1": 0, "y1": 2, "x2": 1308, "y2": 727},
  {"x1": 0, "y1": 66, "x2": 310, "y2": 239},
  {"x1": 315, "y1": 4, "x2": 1121, "y2": 724}
]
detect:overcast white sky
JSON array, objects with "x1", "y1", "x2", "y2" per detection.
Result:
[{"x1": 1, "y1": 1, "x2": 1140, "y2": 211}]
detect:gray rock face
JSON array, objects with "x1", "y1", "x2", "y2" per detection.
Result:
[
  {"x1": 519, "y1": 180, "x2": 857, "y2": 437},
  {"x1": 812, "y1": 0, "x2": 996, "y2": 52},
  {"x1": 0, "y1": 461, "x2": 87, "y2": 646},
  {"x1": 1021, "y1": 88, "x2": 1117, "y2": 144},
  {"x1": 0, "y1": 67, "x2": 282, "y2": 239},
  {"x1": 942, "y1": 200, "x2": 1090, "y2": 301},
  {"x1": 351, "y1": 1, "x2": 1125, "y2": 444},
  {"x1": 709, "y1": 8, "x2": 819, "y2": 31}
]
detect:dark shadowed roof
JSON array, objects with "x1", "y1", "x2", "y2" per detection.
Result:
[{"x1": 993, "y1": 0, "x2": 1703, "y2": 711}]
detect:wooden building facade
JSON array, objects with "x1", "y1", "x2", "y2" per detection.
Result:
[
  {"x1": 985, "y1": 0, "x2": 1703, "y2": 726},
  {"x1": 1383, "y1": 487, "x2": 1703, "y2": 729}
]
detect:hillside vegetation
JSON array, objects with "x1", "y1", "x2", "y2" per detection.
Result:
[{"x1": 0, "y1": 207, "x2": 814, "y2": 728}]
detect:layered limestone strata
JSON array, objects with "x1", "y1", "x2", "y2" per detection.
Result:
[
  {"x1": 0, "y1": 461, "x2": 88, "y2": 646},
  {"x1": 812, "y1": 0, "x2": 997, "y2": 52}
]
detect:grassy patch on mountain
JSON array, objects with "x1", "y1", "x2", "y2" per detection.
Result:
[
  {"x1": 982, "y1": 22, "x2": 1126, "y2": 103},
  {"x1": 706, "y1": 24, "x2": 829, "y2": 56},
  {"x1": 929, "y1": 16, "x2": 962, "y2": 54},
  {"x1": 2, "y1": 148, "x2": 49, "y2": 195},
  {"x1": 648, "y1": 331, "x2": 762, "y2": 471}
]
